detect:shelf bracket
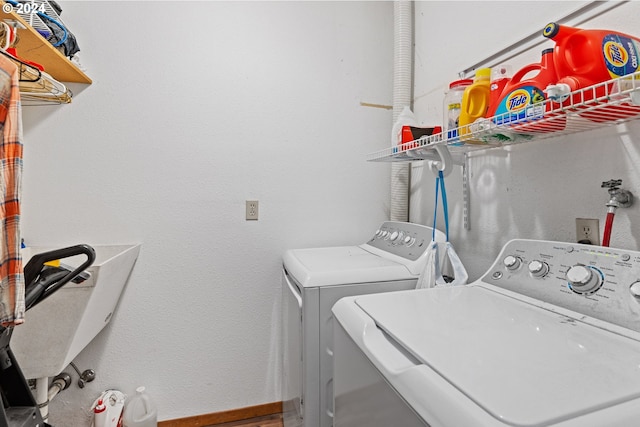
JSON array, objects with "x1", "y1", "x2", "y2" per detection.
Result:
[
  {"x1": 428, "y1": 144, "x2": 454, "y2": 178},
  {"x1": 463, "y1": 153, "x2": 470, "y2": 231}
]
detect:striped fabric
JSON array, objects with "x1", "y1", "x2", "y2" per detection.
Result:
[{"x1": 0, "y1": 54, "x2": 24, "y2": 327}]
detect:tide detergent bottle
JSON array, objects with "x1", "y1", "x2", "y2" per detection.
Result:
[
  {"x1": 487, "y1": 49, "x2": 565, "y2": 133},
  {"x1": 543, "y1": 22, "x2": 640, "y2": 122}
]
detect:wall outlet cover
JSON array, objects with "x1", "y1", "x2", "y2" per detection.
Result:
[
  {"x1": 246, "y1": 200, "x2": 259, "y2": 220},
  {"x1": 576, "y1": 218, "x2": 600, "y2": 245}
]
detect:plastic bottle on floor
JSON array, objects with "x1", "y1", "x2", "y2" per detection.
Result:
[{"x1": 123, "y1": 387, "x2": 157, "y2": 427}]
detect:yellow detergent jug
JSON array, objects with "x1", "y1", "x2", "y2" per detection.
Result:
[{"x1": 459, "y1": 68, "x2": 491, "y2": 138}]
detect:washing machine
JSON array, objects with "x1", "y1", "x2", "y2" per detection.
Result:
[
  {"x1": 333, "y1": 239, "x2": 640, "y2": 427},
  {"x1": 282, "y1": 221, "x2": 445, "y2": 427}
]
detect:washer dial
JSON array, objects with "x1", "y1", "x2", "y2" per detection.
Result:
[
  {"x1": 528, "y1": 260, "x2": 549, "y2": 278},
  {"x1": 503, "y1": 255, "x2": 522, "y2": 271},
  {"x1": 630, "y1": 281, "x2": 640, "y2": 298},
  {"x1": 403, "y1": 235, "x2": 416, "y2": 246},
  {"x1": 566, "y1": 265, "x2": 603, "y2": 295}
]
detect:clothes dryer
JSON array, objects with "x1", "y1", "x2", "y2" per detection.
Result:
[
  {"x1": 282, "y1": 221, "x2": 445, "y2": 427},
  {"x1": 333, "y1": 239, "x2": 640, "y2": 427}
]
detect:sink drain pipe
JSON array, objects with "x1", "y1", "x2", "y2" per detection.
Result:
[
  {"x1": 35, "y1": 373, "x2": 70, "y2": 421},
  {"x1": 390, "y1": 0, "x2": 413, "y2": 222},
  {"x1": 33, "y1": 361, "x2": 94, "y2": 421}
]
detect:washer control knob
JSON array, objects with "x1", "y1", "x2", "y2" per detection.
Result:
[
  {"x1": 404, "y1": 235, "x2": 416, "y2": 246},
  {"x1": 389, "y1": 231, "x2": 400, "y2": 242},
  {"x1": 503, "y1": 255, "x2": 522, "y2": 271},
  {"x1": 528, "y1": 260, "x2": 549, "y2": 278},
  {"x1": 567, "y1": 265, "x2": 602, "y2": 295},
  {"x1": 630, "y1": 282, "x2": 640, "y2": 298},
  {"x1": 375, "y1": 229, "x2": 382, "y2": 238}
]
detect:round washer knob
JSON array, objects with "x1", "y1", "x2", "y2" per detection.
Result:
[
  {"x1": 528, "y1": 260, "x2": 549, "y2": 278},
  {"x1": 389, "y1": 231, "x2": 400, "y2": 241},
  {"x1": 404, "y1": 235, "x2": 416, "y2": 246},
  {"x1": 566, "y1": 265, "x2": 602, "y2": 295},
  {"x1": 630, "y1": 282, "x2": 640, "y2": 298},
  {"x1": 503, "y1": 255, "x2": 522, "y2": 271}
]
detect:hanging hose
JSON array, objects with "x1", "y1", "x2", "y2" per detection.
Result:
[
  {"x1": 602, "y1": 209, "x2": 616, "y2": 247},
  {"x1": 600, "y1": 180, "x2": 633, "y2": 248}
]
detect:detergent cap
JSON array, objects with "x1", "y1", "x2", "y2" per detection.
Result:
[
  {"x1": 473, "y1": 67, "x2": 491, "y2": 81},
  {"x1": 543, "y1": 22, "x2": 560, "y2": 39}
]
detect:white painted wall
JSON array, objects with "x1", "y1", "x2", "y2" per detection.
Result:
[
  {"x1": 411, "y1": 1, "x2": 640, "y2": 280},
  {"x1": 17, "y1": 1, "x2": 640, "y2": 424},
  {"x1": 18, "y1": 1, "x2": 393, "y2": 424}
]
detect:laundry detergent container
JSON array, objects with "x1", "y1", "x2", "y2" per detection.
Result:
[{"x1": 11, "y1": 244, "x2": 141, "y2": 379}]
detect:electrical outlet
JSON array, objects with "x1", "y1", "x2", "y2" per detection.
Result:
[
  {"x1": 575, "y1": 218, "x2": 600, "y2": 245},
  {"x1": 246, "y1": 200, "x2": 259, "y2": 221}
]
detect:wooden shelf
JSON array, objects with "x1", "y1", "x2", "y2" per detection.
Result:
[{"x1": 0, "y1": 5, "x2": 91, "y2": 84}]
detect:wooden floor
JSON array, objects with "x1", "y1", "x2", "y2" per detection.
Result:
[{"x1": 205, "y1": 413, "x2": 283, "y2": 427}]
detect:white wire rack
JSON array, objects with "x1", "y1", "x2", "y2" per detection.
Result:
[
  {"x1": 368, "y1": 71, "x2": 640, "y2": 163},
  {"x1": 13, "y1": 0, "x2": 63, "y2": 35}
]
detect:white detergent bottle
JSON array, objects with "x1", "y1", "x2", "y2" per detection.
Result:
[{"x1": 123, "y1": 386, "x2": 157, "y2": 427}]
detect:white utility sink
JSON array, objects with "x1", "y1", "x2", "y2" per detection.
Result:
[{"x1": 11, "y1": 244, "x2": 141, "y2": 379}]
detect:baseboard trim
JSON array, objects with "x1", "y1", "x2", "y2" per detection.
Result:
[{"x1": 158, "y1": 401, "x2": 283, "y2": 427}]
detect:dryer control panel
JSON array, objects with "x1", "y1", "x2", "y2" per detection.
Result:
[
  {"x1": 482, "y1": 239, "x2": 640, "y2": 333},
  {"x1": 364, "y1": 221, "x2": 443, "y2": 261}
]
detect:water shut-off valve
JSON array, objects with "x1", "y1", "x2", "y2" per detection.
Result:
[
  {"x1": 600, "y1": 179, "x2": 633, "y2": 247},
  {"x1": 602, "y1": 179, "x2": 633, "y2": 212}
]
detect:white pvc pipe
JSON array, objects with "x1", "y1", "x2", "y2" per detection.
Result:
[
  {"x1": 390, "y1": 1, "x2": 413, "y2": 222},
  {"x1": 35, "y1": 377, "x2": 49, "y2": 420}
]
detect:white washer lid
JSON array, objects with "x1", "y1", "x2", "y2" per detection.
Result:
[
  {"x1": 283, "y1": 246, "x2": 412, "y2": 288},
  {"x1": 355, "y1": 286, "x2": 640, "y2": 427}
]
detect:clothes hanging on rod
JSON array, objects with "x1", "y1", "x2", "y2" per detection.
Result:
[{"x1": 0, "y1": 53, "x2": 24, "y2": 327}]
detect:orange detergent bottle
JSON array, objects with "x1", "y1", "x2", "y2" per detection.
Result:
[
  {"x1": 543, "y1": 22, "x2": 640, "y2": 122},
  {"x1": 458, "y1": 68, "x2": 491, "y2": 138},
  {"x1": 488, "y1": 49, "x2": 565, "y2": 133},
  {"x1": 489, "y1": 65, "x2": 512, "y2": 116}
]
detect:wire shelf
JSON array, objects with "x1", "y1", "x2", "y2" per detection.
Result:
[
  {"x1": 14, "y1": 0, "x2": 62, "y2": 34},
  {"x1": 368, "y1": 71, "x2": 640, "y2": 163}
]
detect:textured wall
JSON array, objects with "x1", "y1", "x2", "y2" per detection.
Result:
[
  {"x1": 18, "y1": 1, "x2": 393, "y2": 424},
  {"x1": 411, "y1": 1, "x2": 640, "y2": 279}
]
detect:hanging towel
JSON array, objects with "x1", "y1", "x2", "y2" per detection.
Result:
[{"x1": 0, "y1": 54, "x2": 24, "y2": 327}]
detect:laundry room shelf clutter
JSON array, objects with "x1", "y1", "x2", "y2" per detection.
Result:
[
  {"x1": 0, "y1": 4, "x2": 90, "y2": 84},
  {"x1": 369, "y1": 71, "x2": 640, "y2": 163}
]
